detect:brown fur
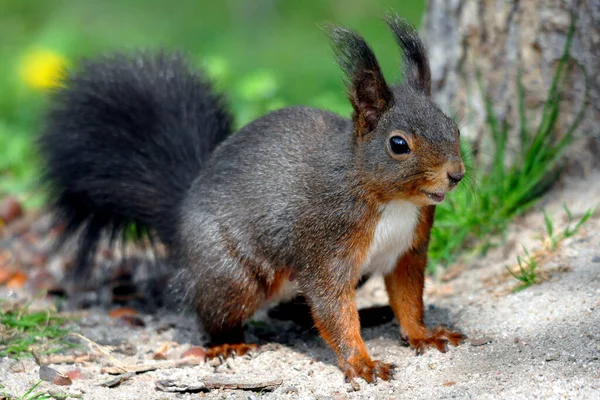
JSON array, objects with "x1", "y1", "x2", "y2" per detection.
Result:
[
  {"x1": 340, "y1": 201, "x2": 380, "y2": 267},
  {"x1": 309, "y1": 288, "x2": 394, "y2": 383},
  {"x1": 349, "y1": 70, "x2": 392, "y2": 137},
  {"x1": 384, "y1": 206, "x2": 464, "y2": 354},
  {"x1": 266, "y1": 269, "x2": 294, "y2": 300}
]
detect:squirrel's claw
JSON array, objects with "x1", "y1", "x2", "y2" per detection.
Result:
[
  {"x1": 342, "y1": 358, "x2": 395, "y2": 388},
  {"x1": 408, "y1": 326, "x2": 465, "y2": 356},
  {"x1": 204, "y1": 343, "x2": 259, "y2": 360}
]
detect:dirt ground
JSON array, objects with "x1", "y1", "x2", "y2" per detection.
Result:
[{"x1": 1, "y1": 172, "x2": 599, "y2": 400}]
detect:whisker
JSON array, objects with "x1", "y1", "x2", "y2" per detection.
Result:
[{"x1": 456, "y1": 112, "x2": 472, "y2": 129}]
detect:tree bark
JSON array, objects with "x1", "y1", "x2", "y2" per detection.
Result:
[{"x1": 422, "y1": 0, "x2": 599, "y2": 174}]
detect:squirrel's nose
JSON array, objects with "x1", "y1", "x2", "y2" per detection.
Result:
[{"x1": 447, "y1": 171, "x2": 464, "y2": 186}]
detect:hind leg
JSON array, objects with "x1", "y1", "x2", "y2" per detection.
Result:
[
  {"x1": 185, "y1": 246, "x2": 269, "y2": 359},
  {"x1": 191, "y1": 271, "x2": 265, "y2": 358},
  {"x1": 195, "y1": 276, "x2": 263, "y2": 359},
  {"x1": 177, "y1": 214, "x2": 279, "y2": 359}
]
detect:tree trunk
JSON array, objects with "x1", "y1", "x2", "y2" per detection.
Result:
[{"x1": 422, "y1": 0, "x2": 599, "y2": 174}]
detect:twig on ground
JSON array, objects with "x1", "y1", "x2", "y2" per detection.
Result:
[
  {"x1": 101, "y1": 357, "x2": 202, "y2": 375},
  {"x1": 154, "y1": 380, "x2": 205, "y2": 393},
  {"x1": 155, "y1": 377, "x2": 283, "y2": 393},
  {"x1": 203, "y1": 376, "x2": 282, "y2": 391},
  {"x1": 32, "y1": 352, "x2": 101, "y2": 365},
  {"x1": 69, "y1": 333, "x2": 124, "y2": 368}
]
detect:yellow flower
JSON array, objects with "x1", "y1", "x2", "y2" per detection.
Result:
[{"x1": 19, "y1": 48, "x2": 67, "y2": 90}]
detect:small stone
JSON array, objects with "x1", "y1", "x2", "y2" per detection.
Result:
[
  {"x1": 117, "y1": 342, "x2": 138, "y2": 356},
  {"x1": 592, "y1": 256, "x2": 600, "y2": 263},
  {"x1": 470, "y1": 337, "x2": 493, "y2": 346},
  {"x1": 281, "y1": 386, "x2": 299, "y2": 394}
]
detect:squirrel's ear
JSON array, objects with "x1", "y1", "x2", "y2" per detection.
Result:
[
  {"x1": 385, "y1": 13, "x2": 431, "y2": 96},
  {"x1": 328, "y1": 26, "x2": 392, "y2": 137}
]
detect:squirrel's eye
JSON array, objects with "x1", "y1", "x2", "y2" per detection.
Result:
[{"x1": 389, "y1": 136, "x2": 410, "y2": 155}]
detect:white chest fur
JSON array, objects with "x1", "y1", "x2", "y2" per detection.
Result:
[{"x1": 360, "y1": 200, "x2": 420, "y2": 276}]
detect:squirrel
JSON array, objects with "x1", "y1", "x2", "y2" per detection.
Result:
[{"x1": 39, "y1": 14, "x2": 465, "y2": 384}]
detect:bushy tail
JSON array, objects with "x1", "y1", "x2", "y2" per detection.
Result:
[{"x1": 39, "y1": 51, "x2": 232, "y2": 279}]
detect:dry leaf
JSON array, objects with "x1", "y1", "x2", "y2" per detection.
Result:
[
  {"x1": 153, "y1": 342, "x2": 170, "y2": 360},
  {"x1": 6, "y1": 271, "x2": 28, "y2": 289},
  {"x1": 39, "y1": 365, "x2": 72, "y2": 386},
  {"x1": 108, "y1": 307, "x2": 138, "y2": 318},
  {"x1": 181, "y1": 346, "x2": 206, "y2": 359},
  {"x1": 0, "y1": 267, "x2": 17, "y2": 284}
]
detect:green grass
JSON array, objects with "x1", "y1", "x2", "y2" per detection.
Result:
[
  {"x1": 0, "y1": 300, "x2": 77, "y2": 359},
  {"x1": 428, "y1": 15, "x2": 588, "y2": 270},
  {"x1": 1, "y1": 382, "x2": 53, "y2": 400},
  {"x1": 508, "y1": 247, "x2": 538, "y2": 291},
  {"x1": 507, "y1": 204, "x2": 597, "y2": 291},
  {"x1": 0, "y1": 381, "x2": 82, "y2": 400}
]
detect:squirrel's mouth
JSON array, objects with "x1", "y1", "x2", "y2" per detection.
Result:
[{"x1": 421, "y1": 190, "x2": 445, "y2": 203}]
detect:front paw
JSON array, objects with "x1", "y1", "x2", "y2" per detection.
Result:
[
  {"x1": 408, "y1": 326, "x2": 465, "y2": 355},
  {"x1": 341, "y1": 357, "x2": 395, "y2": 385}
]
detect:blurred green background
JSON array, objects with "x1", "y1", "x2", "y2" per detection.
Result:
[{"x1": 0, "y1": 0, "x2": 425, "y2": 202}]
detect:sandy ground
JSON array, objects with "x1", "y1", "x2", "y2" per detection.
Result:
[{"x1": 1, "y1": 172, "x2": 599, "y2": 400}]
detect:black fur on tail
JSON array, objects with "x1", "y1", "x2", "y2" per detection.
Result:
[{"x1": 39, "y1": 51, "x2": 233, "y2": 280}]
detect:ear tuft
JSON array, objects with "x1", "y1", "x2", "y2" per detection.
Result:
[
  {"x1": 384, "y1": 13, "x2": 431, "y2": 96},
  {"x1": 328, "y1": 26, "x2": 393, "y2": 136}
]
